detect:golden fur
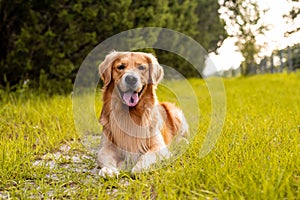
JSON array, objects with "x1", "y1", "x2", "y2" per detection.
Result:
[{"x1": 97, "y1": 51, "x2": 188, "y2": 177}]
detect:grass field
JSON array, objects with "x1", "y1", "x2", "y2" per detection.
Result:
[{"x1": 0, "y1": 74, "x2": 299, "y2": 199}]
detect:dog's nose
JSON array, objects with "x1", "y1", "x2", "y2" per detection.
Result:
[{"x1": 125, "y1": 75, "x2": 138, "y2": 86}]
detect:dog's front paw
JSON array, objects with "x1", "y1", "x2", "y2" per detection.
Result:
[
  {"x1": 99, "y1": 166, "x2": 119, "y2": 178},
  {"x1": 131, "y1": 163, "x2": 144, "y2": 173},
  {"x1": 131, "y1": 149, "x2": 172, "y2": 174},
  {"x1": 131, "y1": 154, "x2": 155, "y2": 173}
]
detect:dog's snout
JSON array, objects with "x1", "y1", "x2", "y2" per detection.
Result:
[{"x1": 125, "y1": 75, "x2": 138, "y2": 86}]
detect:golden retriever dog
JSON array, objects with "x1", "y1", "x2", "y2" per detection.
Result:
[{"x1": 97, "y1": 51, "x2": 188, "y2": 177}]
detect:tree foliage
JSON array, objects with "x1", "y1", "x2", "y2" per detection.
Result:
[
  {"x1": 283, "y1": 0, "x2": 300, "y2": 36},
  {"x1": 0, "y1": 0, "x2": 226, "y2": 93},
  {"x1": 221, "y1": 0, "x2": 269, "y2": 75}
]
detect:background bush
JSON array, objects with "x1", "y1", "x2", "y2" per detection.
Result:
[{"x1": 0, "y1": 0, "x2": 226, "y2": 94}]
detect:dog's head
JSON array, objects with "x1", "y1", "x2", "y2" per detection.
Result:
[{"x1": 99, "y1": 51, "x2": 164, "y2": 107}]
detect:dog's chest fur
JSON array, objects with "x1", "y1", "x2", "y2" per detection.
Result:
[{"x1": 109, "y1": 102, "x2": 163, "y2": 154}]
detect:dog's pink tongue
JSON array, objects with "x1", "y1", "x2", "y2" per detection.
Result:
[{"x1": 123, "y1": 92, "x2": 139, "y2": 107}]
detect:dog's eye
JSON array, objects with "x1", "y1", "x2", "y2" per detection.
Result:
[
  {"x1": 117, "y1": 65, "x2": 125, "y2": 70},
  {"x1": 138, "y1": 65, "x2": 146, "y2": 70}
]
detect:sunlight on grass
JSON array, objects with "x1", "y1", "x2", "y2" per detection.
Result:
[{"x1": 1, "y1": 74, "x2": 299, "y2": 199}]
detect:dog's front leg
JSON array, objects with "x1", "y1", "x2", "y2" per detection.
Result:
[
  {"x1": 97, "y1": 136, "x2": 121, "y2": 178},
  {"x1": 98, "y1": 146, "x2": 120, "y2": 178},
  {"x1": 131, "y1": 147, "x2": 171, "y2": 173},
  {"x1": 131, "y1": 132, "x2": 171, "y2": 174}
]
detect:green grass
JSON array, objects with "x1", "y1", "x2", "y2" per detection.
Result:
[{"x1": 1, "y1": 73, "x2": 300, "y2": 199}]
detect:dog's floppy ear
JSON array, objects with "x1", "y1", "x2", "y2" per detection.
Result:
[
  {"x1": 146, "y1": 53, "x2": 164, "y2": 85},
  {"x1": 99, "y1": 51, "x2": 119, "y2": 87}
]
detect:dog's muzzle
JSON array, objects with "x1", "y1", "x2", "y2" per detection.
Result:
[{"x1": 118, "y1": 74, "x2": 144, "y2": 107}]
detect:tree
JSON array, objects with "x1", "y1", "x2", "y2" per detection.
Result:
[
  {"x1": 283, "y1": 0, "x2": 300, "y2": 36},
  {"x1": 153, "y1": 0, "x2": 200, "y2": 77},
  {"x1": 0, "y1": 0, "x2": 32, "y2": 88},
  {"x1": 195, "y1": 0, "x2": 227, "y2": 53},
  {"x1": 0, "y1": 0, "x2": 226, "y2": 93},
  {"x1": 220, "y1": 0, "x2": 269, "y2": 75},
  {"x1": 155, "y1": 0, "x2": 227, "y2": 77},
  {"x1": 0, "y1": 0, "x2": 102, "y2": 93}
]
